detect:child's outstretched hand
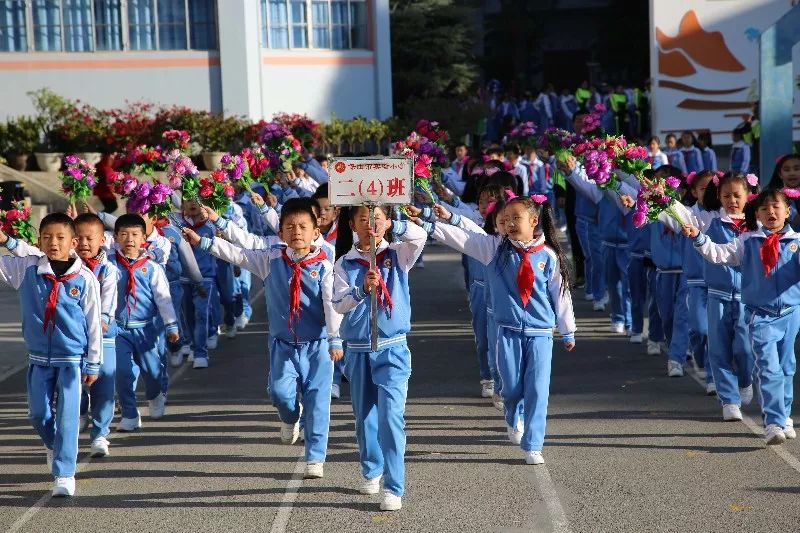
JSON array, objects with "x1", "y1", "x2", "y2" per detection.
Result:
[
  {"x1": 555, "y1": 155, "x2": 576, "y2": 175},
  {"x1": 433, "y1": 204, "x2": 452, "y2": 221},
  {"x1": 66, "y1": 203, "x2": 78, "y2": 219},
  {"x1": 82, "y1": 374, "x2": 98, "y2": 386},
  {"x1": 0, "y1": 228, "x2": 8, "y2": 245},
  {"x1": 182, "y1": 227, "x2": 202, "y2": 246},
  {"x1": 564, "y1": 341, "x2": 575, "y2": 352},
  {"x1": 166, "y1": 331, "x2": 180, "y2": 344},
  {"x1": 368, "y1": 218, "x2": 391, "y2": 237},
  {"x1": 330, "y1": 348, "x2": 344, "y2": 362},
  {"x1": 250, "y1": 192, "x2": 265, "y2": 206},
  {"x1": 363, "y1": 269, "x2": 380, "y2": 294},
  {"x1": 619, "y1": 194, "x2": 635, "y2": 208},
  {"x1": 404, "y1": 205, "x2": 422, "y2": 217},
  {"x1": 200, "y1": 204, "x2": 218, "y2": 223},
  {"x1": 682, "y1": 224, "x2": 699, "y2": 238},
  {"x1": 82, "y1": 201, "x2": 96, "y2": 215},
  {"x1": 265, "y1": 192, "x2": 278, "y2": 207}
]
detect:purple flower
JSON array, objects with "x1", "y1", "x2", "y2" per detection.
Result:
[
  {"x1": 220, "y1": 153, "x2": 232, "y2": 165},
  {"x1": 68, "y1": 167, "x2": 83, "y2": 180},
  {"x1": 168, "y1": 175, "x2": 182, "y2": 189},
  {"x1": 633, "y1": 211, "x2": 647, "y2": 228},
  {"x1": 86, "y1": 175, "x2": 96, "y2": 188},
  {"x1": 665, "y1": 176, "x2": 681, "y2": 189},
  {"x1": 122, "y1": 178, "x2": 138, "y2": 195},
  {"x1": 135, "y1": 182, "x2": 151, "y2": 199},
  {"x1": 64, "y1": 154, "x2": 78, "y2": 165}
]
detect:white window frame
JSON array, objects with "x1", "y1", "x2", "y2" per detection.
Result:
[{"x1": 263, "y1": 0, "x2": 368, "y2": 51}]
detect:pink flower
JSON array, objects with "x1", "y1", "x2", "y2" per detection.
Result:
[
  {"x1": 168, "y1": 175, "x2": 182, "y2": 189},
  {"x1": 746, "y1": 174, "x2": 759, "y2": 187},
  {"x1": 665, "y1": 176, "x2": 681, "y2": 189},
  {"x1": 199, "y1": 185, "x2": 214, "y2": 198},
  {"x1": 530, "y1": 194, "x2": 547, "y2": 204},
  {"x1": 223, "y1": 184, "x2": 234, "y2": 197},
  {"x1": 783, "y1": 188, "x2": 800, "y2": 199},
  {"x1": 414, "y1": 155, "x2": 432, "y2": 178},
  {"x1": 122, "y1": 178, "x2": 138, "y2": 195},
  {"x1": 632, "y1": 211, "x2": 647, "y2": 228}
]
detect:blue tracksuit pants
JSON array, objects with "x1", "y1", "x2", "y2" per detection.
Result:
[
  {"x1": 87, "y1": 337, "x2": 117, "y2": 440},
  {"x1": 167, "y1": 280, "x2": 185, "y2": 353},
  {"x1": 629, "y1": 257, "x2": 664, "y2": 340},
  {"x1": 116, "y1": 324, "x2": 168, "y2": 420},
  {"x1": 212, "y1": 259, "x2": 236, "y2": 332},
  {"x1": 748, "y1": 307, "x2": 799, "y2": 428},
  {"x1": 468, "y1": 280, "x2": 491, "y2": 381},
  {"x1": 268, "y1": 337, "x2": 332, "y2": 463},
  {"x1": 576, "y1": 217, "x2": 606, "y2": 301},
  {"x1": 234, "y1": 268, "x2": 253, "y2": 320},
  {"x1": 28, "y1": 364, "x2": 81, "y2": 478},
  {"x1": 707, "y1": 296, "x2": 753, "y2": 406},
  {"x1": 496, "y1": 329, "x2": 553, "y2": 452},
  {"x1": 603, "y1": 245, "x2": 631, "y2": 328},
  {"x1": 656, "y1": 272, "x2": 690, "y2": 364},
  {"x1": 688, "y1": 286, "x2": 710, "y2": 382},
  {"x1": 487, "y1": 309, "x2": 501, "y2": 389},
  {"x1": 182, "y1": 279, "x2": 213, "y2": 362},
  {"x1": 345, "y1": 343, "x2": 411, "y2": 497}
]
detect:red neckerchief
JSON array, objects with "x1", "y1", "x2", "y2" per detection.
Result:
[
  {"x1": 324, "y1": 222, "x2": 338, "y2": 243},
  {"x1": 281, "y1": 248, "x2": 327, "y2": 336},
  {"x1": 729, "y1": 218, "x2": 748, "y2": 235},
  {"x1": 43, "y1": 270, "x2": 80, "y2": 333},
  {"x1": 81, "y1": 256, "x2": 101, "y2": 274},
  {"x1": 116, "y1": 252, "x2": 150, "y2": 312},
  {"x1": 760, "y1": 232, "x2": 782, "y2": 277},
  {"x1": 513, "y1": 242, "x2": 546, "y2": 307},
  {"x1": 354, "y1": 249, "x2": 393, "y2": 316},
  {"x1": 153, "y1": 218, "x2": 169, "y2": 236},
  {"x1": 662, "y1": 225, "x2": 675, "y2": 237}
]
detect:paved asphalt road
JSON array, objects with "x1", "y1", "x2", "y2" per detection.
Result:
[{"x1": 1, "y1": 243, "x2": 800, "y2": 532}]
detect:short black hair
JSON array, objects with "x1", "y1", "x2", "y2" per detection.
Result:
[
  {"x1": 74, "y1": 213, "x2": 105, "y2": 233},
  {"x1": 279, "y1": 198, "x2": 318, "y2": 229},
  {"x1": 486, "y1": 146, "x2": 504, "y2": 158},
  {"x1": 40, "y1": 213, "x2": 75, "y2": 234},
  {"x1": 312, "y1": 183, "x2": 329, "y2": 200},
  {"x1": 504, "y1": 144, "x2": 521, "y2": 156},
  {"x1": 114, "y1": 213, "x2": 147, "y2": 234}
]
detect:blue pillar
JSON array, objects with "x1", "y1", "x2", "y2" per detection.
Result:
[{"x1": 759, "y1": 5, "x2": 800, "y2": 182}]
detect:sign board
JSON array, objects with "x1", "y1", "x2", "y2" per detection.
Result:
[
  {"x1": 328, "y1": 157, "x2": 414, "y2": 206},
  {"x1": 649, "y1": 0, "x2": 800, "y2": 145}
]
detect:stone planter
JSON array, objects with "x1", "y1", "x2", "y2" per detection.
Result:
[
  {"x1": 34, "y1": 152, "x2": 64, "y2": 172},
  {"x1": 201, "y1": 152, "x2": 226, "y2": 170},
  {"x1": 6, "y1": 154, "x2": 29, "y2": 171},
  {"x1": 78, "y1": 152, "x2": 103, "y2": 166}
]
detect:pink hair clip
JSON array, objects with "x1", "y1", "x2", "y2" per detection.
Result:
[
  {"x1": 746, "y1": 173, "x2": 759, "y2": 187},
  {"x1": 486, "y1": 201, "x2": 498, "y2": 215},
  {"x1": 716, "y1": 171, "x2": 725, "y2": 177},
  {"x1": 530, "y1": 194, "x2": 548, "y2": 204},
  {"x1": 504, "y1": 189, "x2": 518, "y2": 201},
  {"x1": 783, "y1": 188, "x2": 800, "y2": 199},
  {"x1": 685, "y1": 171, "x2": 697, "y2": 185},
  {"x1": 711, "y1": 175, "x2": 720, "y2": 186},
  {"x1": 747, "y1": 193, "x2": 759, "y2": 202},
  {"x1": 485, "y1": 166, "x2": 500, "y2": 177}
]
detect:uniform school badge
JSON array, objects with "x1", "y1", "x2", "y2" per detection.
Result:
[
  {"x1": 791, "y1": 243, "x2": 799, "y2": 253},
  {"x1": 383, "y1": 258, "x2": 392, "y2": 268},
  {"x1": 537, "y1": 261, "x2": 546, "y2": 271},
  {"x1": 69, "y1": 287, "x2": 80, "y2": 298},
  {"x1": 309, "y1": 269, "x2": 319, "y2": 279},
  {"x1": 168, "y1": 236, "x2": 176, "y2": 243},
  {"x1": 141, "y1": 266, "x2": 148, "y2": 273}
]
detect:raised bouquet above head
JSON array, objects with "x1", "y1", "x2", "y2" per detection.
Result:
[
  {"x1": 257, "y1": 121, "x2": 303, "y2": 175},
  {"x1": 536, "y1": 128, "x2": 583, "y2": 163},
  {"x1": 0, "y1": 200, "x2": 35, "y2": 243},
  {"x1": 197, "y1": 170, "x2": 235, "y2": 214},
  {"x1": 218, "y1": 152, "x2": 252, "y2": 192},
  {"x1": 580, "y1": 103, "x2": 605, "y2": 136},
  {"x1": 633, "y1": 174, "x2": 685, "y2": 228},
  {"x1": 165, "y1": 153, "x2": 201, "y2": 202},
  {"x1": 508, "y1": 121, "x2": 537, "y2": 147},
  {"x1": 125, "y1": 180, "x2": 174, "y2": 219},
  {"x1": 393, "y1": 131, "x2": 447, "y2": 205},
  {"x1": 239, "y1": 146, "x2": 273, "y2": 186},
  {"x1": 272, "y1": 112, "x2": 321, "y2": 152},
  {"x1": 614, "y1": 142, "x2": 651, "y2": 180},
  {"x1": 112, "y1": 144, "x2": 164, "y2": 176},
  {"x1": 60, "y1": 154, "x2": 97, "y2": 203},
  {"x1": 415, "y1": 119, "x2": 450, "y2": 148},
  {"x1": 572, "y1": 135, "x2": 631, "y2": 191}
]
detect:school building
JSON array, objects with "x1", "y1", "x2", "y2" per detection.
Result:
[{"x1": 0, "y1": 0, "x2": 393, "y2": 121}]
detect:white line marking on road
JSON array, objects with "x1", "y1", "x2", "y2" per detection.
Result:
[
  {"x1": 269, "y1": 452, "x2": 306, "y2": 533},
  {"x1": 531, "y1": 466, "x2": 572, "y2": 533},
  {"x1": 5, "y1": 354, "x2": 193, "y2": 533},
  {"x1": 0, "y1": 361, "x2": 29, "y2": 385},
  {"x1": 687, "y1": 369, "x2": 800, "y2": 474}
]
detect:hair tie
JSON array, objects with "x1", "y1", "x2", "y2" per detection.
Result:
[
  {"x1": 686, "y1": 171, "x2": 697, "y2": 185},
  {"x1": 486, "y1": 201, "x2": 498, "y2": 215},
  {"x1": 716, "y1": 171, "x2": 725, "y2": 177},
  {"x1": 746, "y1": 173, "x2": 759, "y2": 187},
  {"x1": 711, "y1": 175, "x2": 720, "y2": 186},
  {"x1": 530, "y1": 194, "x2": 548, "y2": 204},
  {"x1": 504, "y1": 189, "x2": 518, "y2": 201},
  {"x1": 747, "y1": 193, "x2": 759, "y2": 203},
  {"x1": 783, "y1": 188, "x2": 800, "y2": 199}
]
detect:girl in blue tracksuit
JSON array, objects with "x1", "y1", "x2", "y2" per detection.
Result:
[
  {"x1": 686, "y1": 189, "x2": 799, "y2": 445},
  {"x1": 332, "y1": 206, "x2": 427, "y2": 512},
  {"x1": 679, "y1": 131, "x2": 704, "y2": 175},
  {"x1": 698, "y1": 173, "x2": 757, "y2": 420},
  {"x1": 767, "y1": 154, "x2": 800, "y2": 231},
  {"x1": 430, "y1": 197, "x2": 576, "y2": 466},
  {"x1": 697, "y1": 131, "x2": 718, "y2": 172},
  {"x1": 663, "y1": 134, "x2": 688, "y2": 176}
]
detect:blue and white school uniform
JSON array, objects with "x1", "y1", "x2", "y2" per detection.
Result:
[
  {"x1": 679, "y1": 146, "x2": 704, "y2": 174},
  {"x1": 701, "y1": 146, "x2": 718, "y2": 172},
  {"x1": 98, "y1": 212, "x2": 172, "y2": 267},
  {"x1": 702, "y1": 215, "x2": 754, "y2": 406},
  {"x1": 564, "y1": 164, "x2": 605, "y2": 302},
  {"x1": 682, "y1": 204, "x2": 715, "y2": 382},
  {"x1": 332, "y1": 221, "x2": 427, "y2": 497},
  {"x1": 200, "y1": 235, "x2": 341, "y2": 463},
  {"x1": 598, "y1": 192, "x2": 633, "y2": 329},
  {"x1": 648, "y1": 150, "x2": 669, "y2": 170},
  {"x1": 111, "y1": 252, "x2": 178, "y2": 420},
  {"x1": 431, "y1": 224, "x2": 575, "y2": 453},
  {"x1": 627, "y1": 225, "x2": 663, "y2": 341},
  {"x1": 663, "y1": 147, "x2": 688, "y2": 175},
  {"x1": 730, "y1": 140, "x2": 751, "y2": 173},
  {"x1": 0, "y1": 251, "x2": 102, "y2": 478},
  {"x1": 693, "y1": 226, "x2": 800, "y2": 430},
  {"x1": 212, "y1": 205, "x2": 246, "y2": 336}
]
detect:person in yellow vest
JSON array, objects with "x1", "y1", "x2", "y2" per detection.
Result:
[
  {"x1": 575, "y1": 81, "x2": 592, "y2": 112},
  {"x1": 608, "y1": 85, "x2": 628, "y2": 136}
]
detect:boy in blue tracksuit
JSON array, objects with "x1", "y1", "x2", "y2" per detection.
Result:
[
  {"x1": 184, "y1": 198, "x2": 342, "y2": 479},
  {"x1": 233, "y1": 187, "x2": 266, "y2": 329},
  {"x1": 0, "y1": 213, "x2": 102, "y2": 497},
  {"x1": 170, "y1": 200, "x2": 216, "y2": 369},
  {"x1": 332, "y1": 206, "x2": 427, "y2": 512},
  {"x1": 627, "y1": 224, "x2": 664, "y2": 353},
  {"x1": 211, "y1": 203, "x2": 246, "y2": 341},
  {"x1": 111, "y1": 214, "x2": 180, "y2": 431},
  {"x1": 685, "y1": 189, "x2": 800, "y2": 444}
]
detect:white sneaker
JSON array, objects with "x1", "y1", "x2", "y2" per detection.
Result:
[
  {"x1": 331, "y1": 384, "x2": 341, "y2": 399},
  {"x1": 235, "y1": 314, "x2": 249, "y2": 330},
  {"x1": 630, "y1": 333, "x2": 644, "y2": 344},
  {"x1": 492, "y1": 393, "x2": 504, "y2": 411},
  {"x1": 525, "y1": 450, "x2": 545, "y2": 465},
  {"x1": 280, "y1": 405, "x2": 302, "y2": 444},
  {"x1": 722, "y1": 404, "x2": 743, "y2": 421},
  {"x1": 79, "y1": 415, "x2": 90, "y2": 432},
  {"x1": 148, "y1": 392, "x2": 167, "y2": 419},
  {"x1": 507, "y1": 418, "x2": 524, "y2": 445},
  {"x1": 180, "y1": 344, "x2": 192, "y2": 355},
  {"x1": 765, "y1": 424, "x2": 787, "y2": 445},
  {"x1": 610, "y1": 323, "x2": 626, "y2": 334},
  {"x1": 220, "y1": 324, "x2": 237, "y2": 339},
  {"x1": 90, "y1": 436, "x2": 110, "y2": 457},
  {"x1": 480, "y1": 379, "x2": 494, "y2": 398},
  {"x1": 169, "y1": 351, "x2": 184, "y2": 367},
  {"x1": 705, "y1": 382, "x2": 717, "y2": 396},
  {"x1": 740, "y1": 385, "x2": 753, "y2": 406},
  {"x1": 585, "y1": 293, "x2": 594, "y2": 301},
  {"x1": 380, "y1": 491, "x2": 402, "y2": 511},
  {"x1": 46, "y1": 448, "x2": 53, "y2": 471},
  {"x1": 187, "y1": 352, "x2": 195, "y2": 363},
  {"x1": 359, "y1": 476, "x2": 382, "y2": 495},
  {"x1": 647, "y1": 340, "x2": 661, "y2": 356},
  {"x1": 785, "y1": 418, "x2": 796, "y2": 439},
  {"x1": 303, "y1": 462, "x2": 324, "y2": 479},
  {"x1": 117, "y1": 414, "x2": 142, "y2": 432},
  {"x1": 593, "y1": 297, "x2": 607, "y2": 311},
  {"x1": 52, "y1": 476, "x2": 75, "y2": 497},
  {"x1": 192, "y1": 357, "x2": 209, "y2": 369},
  {"x1": 207, "y1": 334, "x2": 219, "y2": 350},
  {"x1": 667, "y1": 361, "x2": 684, "y2": 377}
]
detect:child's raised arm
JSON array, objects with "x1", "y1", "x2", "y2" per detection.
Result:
[
  {"x1": 430, "y1": 219, "x2": 500, "y2": 266},
  {"x1": 689, "y1": 228, "x2": 746, "y2": 267},
  {"x1": 189, "y1": 229, "x2": 273, "y2": 281},
  {"x1": 3, "y1": 235, "x2": 44, "y2": 257},
  {"x1": 203, "y1": 204, "x2": 280, "y2": 250},
  {"x1": 390, "y1": 219, "x2": 428, "y2": 272},
  {"x1": 0, "y1": 254, "x2": 39, "y2": 290}
]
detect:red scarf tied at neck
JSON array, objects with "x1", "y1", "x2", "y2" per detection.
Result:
[
  {"x1": 354, "y1": 249, "x2": 393, "y2": 316},
  {"x1": 116, "y1": 252, "x2": 150, "y2": 312},
  {"x1": 282, "y1": 248, "x2": 327, "y2": 335},
  {"x1": 513, "y1": 242, "x2": 546, "y2": 307},
  {"x1": 81, "y1": 256, "x2": 101, "y2": 274},
  {"x1": 43, "y1": 270, "x2": 80, "y2": 333},
  {"x1": 760, "y1": 232, "x2": 783, "y2": 277},
  {"x1": 730, "y1": 218, "x2": 748, "y2": 235}
]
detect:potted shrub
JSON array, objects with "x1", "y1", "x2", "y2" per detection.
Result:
[
  {"x1": 197, "y1": 114, "x2": 248, "y2": 169},
  {"x1": 27, "y1": 88, "x2": 73, "y2": 171},
  {"x1": 5, "y1": 116, "x2": 41, "y2": 171},
  {"x1": 68, "y1": 105, "x2": 110, "y2": 166}
]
